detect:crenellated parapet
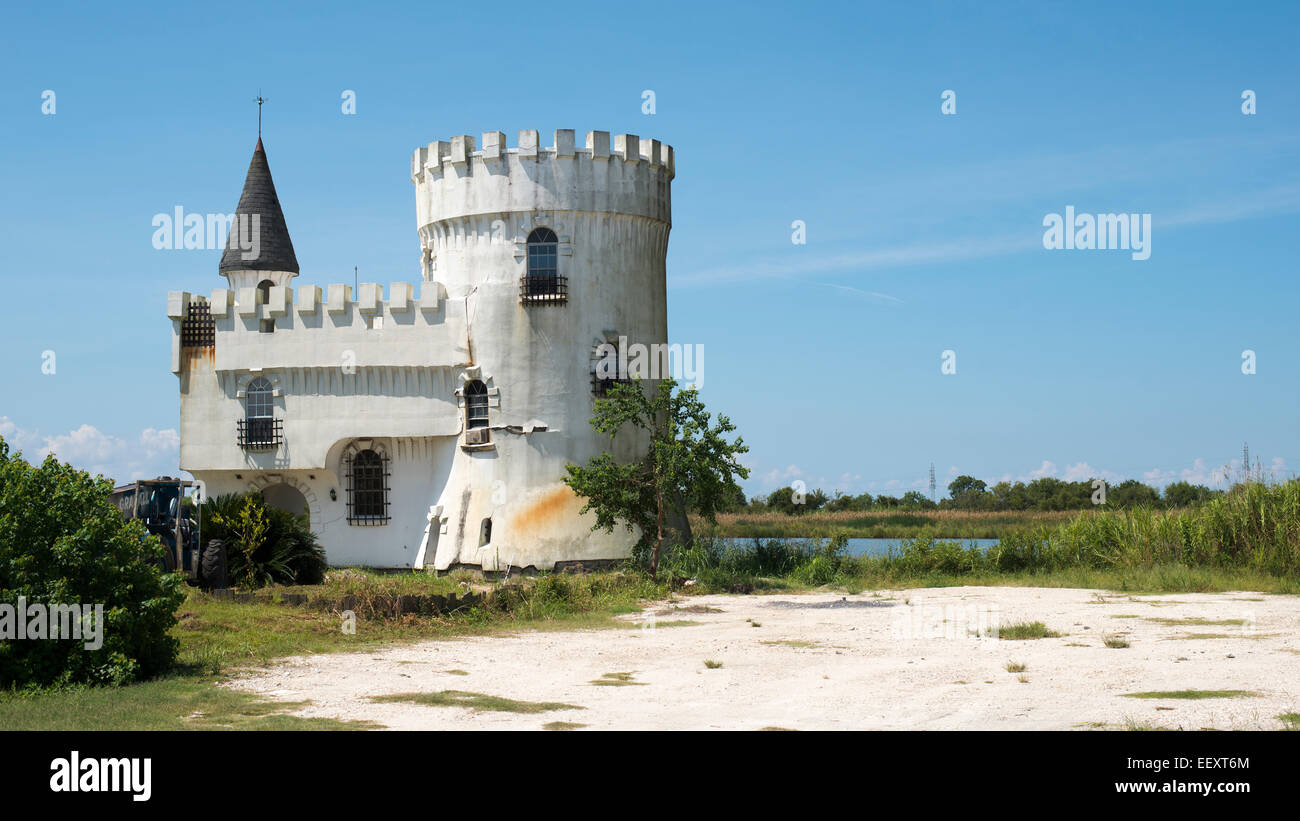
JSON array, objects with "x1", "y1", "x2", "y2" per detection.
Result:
[
  {"x1": 412, "y1": 129, "x2": 674, "y2": 234},
  {"x1": 168, "y1": 280, "x2": 468, "y2": 374}
]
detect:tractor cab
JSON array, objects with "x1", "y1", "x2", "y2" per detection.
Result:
[{"x1": 110, "y1": 476, "x2": 222, "y2": 586}]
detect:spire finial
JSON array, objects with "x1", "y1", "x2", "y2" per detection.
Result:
[{"x1": 253, "y1": 90, "x2": 267, "y2": 138}]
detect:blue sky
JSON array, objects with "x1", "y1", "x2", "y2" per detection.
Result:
[{"x1": 1, "y1": 0, "x2": 1297, "y2": 497}]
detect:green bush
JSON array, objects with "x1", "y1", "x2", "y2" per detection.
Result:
[
  {"x1": 200, "y1": 493, "x2": 328, "y2": 588},
  {"x1": 0, "y1": 438, "x2": 185, "y2": 688},
  {"x1": 891, "y1": 533, "x2": 982, "y2": 575}
]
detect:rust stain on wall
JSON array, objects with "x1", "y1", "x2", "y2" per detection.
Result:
[{"x1": 510, "y1": 485, "x2": 578, "y2": 532}]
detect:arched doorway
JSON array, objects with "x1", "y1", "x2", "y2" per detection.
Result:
[{"x1": 262, "y1": 482, "x2": 309, "y2": 524}]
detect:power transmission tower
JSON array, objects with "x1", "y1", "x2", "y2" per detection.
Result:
[{"x1": 929, "y1": 463, "x2": 936, "y2": 503}]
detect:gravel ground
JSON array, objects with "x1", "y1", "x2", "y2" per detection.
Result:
[{"x1": 226, "y1": 586, "x2": 1300, "y2": 730}]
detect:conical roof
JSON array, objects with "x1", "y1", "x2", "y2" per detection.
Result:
[{"x1": 219, "y1": 138, "x2": 299, "y2": 274}]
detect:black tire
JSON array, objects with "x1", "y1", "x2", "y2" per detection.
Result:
[
  {"x1": 201, "y1": 539, "x2": 228, "y2": 590},
  {"x1": 160, "y1": 545, "x2": 177, "y2": 573}
]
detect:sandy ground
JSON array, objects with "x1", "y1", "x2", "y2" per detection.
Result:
[{"x1": 226, "y1": 586, "x2": 1300, "y2": 730}]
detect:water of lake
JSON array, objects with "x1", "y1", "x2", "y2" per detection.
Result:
[{"x1": 717, "y1": 537, "x2": 1001, "y2": 558}]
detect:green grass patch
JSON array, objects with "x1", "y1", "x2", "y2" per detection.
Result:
[
  {"x1": 1121, "y1": 690, "x2": 1258, "y2": 700},
  {"x1": 3, "y1": 569, "x2": 667, "y2": 730},
  {"x1": 998, "y1": 621, "x2": 1063, "y2": 640},
  {"x1": 589, "y1": 672, "x2": 646, "y2": 687},
  {"x1": 1104, "y1": 636, "x2": 1131, "y2": 648},
  {"x1": 1164, "y1": 632, "x2": 1276, "y2": 641},
  {"x1": 0, "y1": 676, "x2": 372, "y2": 730},
  {"x1": 760, "y1": 639, "x2": 820, "y2": 649},
  {"x1": 370, "y1": 690, "x2": 583, "y2": 714},
  {"x1": 1123, "y1": 720, "x2": 1177, "y2": 731},
  {"x1": 635, "y1": 619, "x2": 700, "y2": 629},
  {"x1": 1145, "y1": 617, "x2": 1248, "y2": 627},
  {"x1": 1005, "y1": 661, "x2": 1027, "y2": 673},
  {"x1": 1279, "y1": 713, "x2": 1300, "y2": 730},
  {"x1": 703, "y1": 660, "x2": 723, "y2": 669},
  {"x1": 543, "y1": 721, "x2": 588, "y2": 731}
]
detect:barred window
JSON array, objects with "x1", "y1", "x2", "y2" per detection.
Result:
[
  {"x1": 241, "y1": 377, "x2": 277, "y2": 448},
  {"x1": 526, "y1": 227, "x2": 558, "y2": 280},
  {"x1": 465, "y1": 380, "x2": 489, "y2": 429},
  {"x1": 347, "y1": 449, "x2": 390, "y2": 524},
  {"x1": 592, "y1": 340, "x2": 630, "y2": 397},
  {"x1": 180, "y1": 298, "x2": 214, "y2": 347},
  {"x1": 521, "y1": 227, "x2": 566, "y2": 304}
]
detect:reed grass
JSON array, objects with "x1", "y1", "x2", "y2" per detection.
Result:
[
  {"x1": 670, "y1": 480, "x2": 1300, "y2": 592},
  {"x1": 695, "y1": 508, "x2": 1082, "y2": 539}
]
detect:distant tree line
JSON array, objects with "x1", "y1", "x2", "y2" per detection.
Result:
[{"x1": 731, "y1": 476, "x2": 1222, "y2": 515}]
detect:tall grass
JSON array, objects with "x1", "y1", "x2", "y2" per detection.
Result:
[
  {"x1": 696, "y1": 508, "x2": 1085, "y2": 539},
  {"x1": 657, "y1": 535, "x2": 850, "y2": 590},
  {"x1": 1051, "y1": 480, "x2": 1300, "y2": 575},
  {"x1": 666, "y1": 480, "x2": 1300, "y2": 590}
]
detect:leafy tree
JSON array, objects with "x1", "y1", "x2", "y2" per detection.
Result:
[
  {"x1": 717, "y1": 483, "x2": 750, "y2": 512},
  {"x1": 1106, "y1": 478, "x2": 1161, "y2": 508},
  {"x1": 0, "y1": 438, "x2": 185, "y2": 688},
  {"x1": 565, "y1": 378, "x2": 749, "y2": 576},
  {"x1": 826, "y1": 491, "x2": 872, "y2": 512},
  {"x1": 900, "y1": 490, "x2": 937, "y2": 510},
  {"x1": 948, "y1": 475, "x2": 986, "y2": 496},
  {"x1": 947, "y1": 475, "x2": 992, "y2": 509},
  {"x1": 765, "y1": 485, "x2": 828, "y2": 515},
  {"x1": 1162, "y1": 481, "x2": 1217, "y2": 508},
  {"x1": 989, "y1": 480, "x2": 1028, "y2": 511}
]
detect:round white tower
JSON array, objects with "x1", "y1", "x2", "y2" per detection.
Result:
[{"x1": 411, "y1": 129, "x2": 675, "y2": 571}]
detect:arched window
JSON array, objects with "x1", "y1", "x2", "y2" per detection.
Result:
[
  {"x1": 346, "y1": 448, "x2": 389, "y2": 524},
  {"x1": 522, "y1": 227, "x2": 564, "y2": 302},
  {"x1": 465, "y1": 380, "x2": 489, "y2": 429},
  {"x1": 238, "y1": 377, "x2": 280, "y2": 448},
  {"x1": 257, "y1": 279, "x2": 275, "y2": 333},
  {"x1": 246, "y1": 377, "x2": 274, "y2": 419},
  {"x1": 527, "y1": 228, "x2": 557, "y2": 278}
]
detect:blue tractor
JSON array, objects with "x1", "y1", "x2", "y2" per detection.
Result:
[{"x1": 110, "y1": 477, "x2": 227, "y2": 589}]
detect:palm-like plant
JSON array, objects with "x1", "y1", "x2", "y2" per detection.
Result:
[{"x1": 201, "y1": 493, "x2": 327, "y2": 588}]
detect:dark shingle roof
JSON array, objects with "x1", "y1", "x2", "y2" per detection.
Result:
[{"x1": 219, "y1": 138, "x2": 299, "y2": 274}]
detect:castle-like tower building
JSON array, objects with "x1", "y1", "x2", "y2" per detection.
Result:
[{"x1": 169, "y1": 129, "x2": 674, "y2": 570}]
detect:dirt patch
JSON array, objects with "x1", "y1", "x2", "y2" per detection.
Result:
[{"x1": 226, "y1": 586, "x2": 1300, "y2": 730}]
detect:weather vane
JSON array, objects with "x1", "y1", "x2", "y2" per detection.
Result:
[{"x1": 253, "y1": 90, "x2": 267, "y2": 138}]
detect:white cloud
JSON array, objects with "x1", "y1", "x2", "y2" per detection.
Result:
[
  {"x1": 759, "y1": 463, "x2": 804, "y2": 488},
  {"x1": 1143, "y1": 458, "x2": 1222, "y2": 487},
  {"x1": 1060, "y1": 462, "x2": 1124, "y2": 483},
  {"x1": 747, "y1": 454, "x2": 1293, "y2": 500},
  {"x1": 0, "y1": 417, "x2": 179, "y2": 485},
  {"x1": 1025, "y1": 460, "x2": 1058, "y2": 480},
  {"x1": 1143, "y1": 456, "x2": 1290, "y2": 488}
]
